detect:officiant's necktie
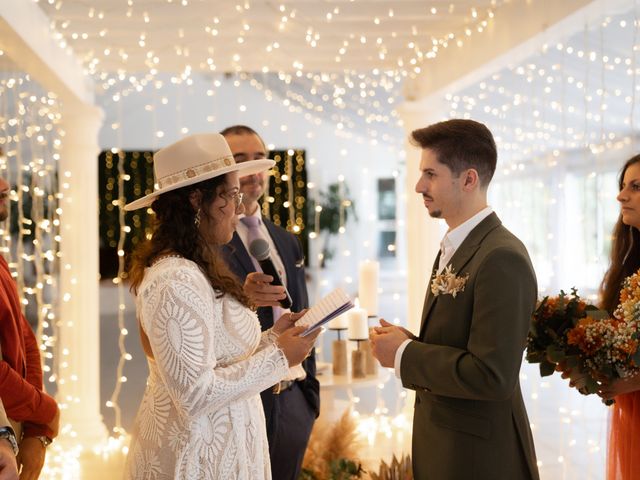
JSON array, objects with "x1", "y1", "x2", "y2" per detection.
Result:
[{"x1": 240, "y1": 215, "x2": 263, "y2": 256}]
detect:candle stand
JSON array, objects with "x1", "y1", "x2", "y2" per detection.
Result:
[
  {"x1": 329, "y1": 328, "x2": 348, "y2": 376},
  {"x1": 350, "y1": 338, "x2": 367, "y2": 379}
]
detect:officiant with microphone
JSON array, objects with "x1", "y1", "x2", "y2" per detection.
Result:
[{"x1": 220, "y1": 125, "x2": 319, "y2": 480}]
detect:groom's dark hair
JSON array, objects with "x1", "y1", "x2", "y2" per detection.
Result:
[{"x1": 411, "y1": 119, "x2": 497, "y2": 187}]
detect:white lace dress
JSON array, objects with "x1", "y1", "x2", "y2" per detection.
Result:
[{"x1": 124, "y1": 257, "x2": 290, "y2": 479}]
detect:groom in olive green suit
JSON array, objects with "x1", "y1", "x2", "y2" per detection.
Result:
[{"x1": 371, "y1": 119, "x2": 539, "y2": 480}]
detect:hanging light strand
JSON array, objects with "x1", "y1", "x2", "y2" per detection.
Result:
[{"x1": 106, "y1": 94, "x2": 132, "y2": 438}]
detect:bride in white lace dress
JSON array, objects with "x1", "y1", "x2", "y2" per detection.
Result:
[{"x1": 122, "y1": 134, "x2": 319, "y2": 479}]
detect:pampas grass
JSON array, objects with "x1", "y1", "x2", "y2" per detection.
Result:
[
  {"x1": 368, "y1": 453, "x2": 413, "y2": 480},
  {"x1": 301, "y1": 408, "x2": 364, "y2": 479}
]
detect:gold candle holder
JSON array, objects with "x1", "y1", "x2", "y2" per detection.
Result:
[
  {"x1": 361, "y1": 338, "x2": 378, "y2": 376},
  {"x1": 351, "y1": 339, "x2": 366, "y2": 379},
  {"x1": 331, "y1": 329, "x2": 348, "y2": 376}
]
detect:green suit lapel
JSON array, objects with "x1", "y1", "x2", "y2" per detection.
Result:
[{"x1": 418, "y1": 212, "x2": 502, "y2": 338}]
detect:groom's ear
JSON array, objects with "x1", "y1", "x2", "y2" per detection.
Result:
[{"x1": 461, "y1": 168, "x2": 479, "y2": 191}]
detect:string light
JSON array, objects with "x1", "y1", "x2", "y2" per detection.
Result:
[
  {"x1": 8, "y1": 2, "x2": 639, "y2": 478},
  {"x1": 38, "y1": 1, "x2": 502, "y2": 76},
  {"x1": 0, "y1": 68, "x2": 63, "y2": 398},
  {"x1": 106, "y1": 147, "x2": 131, "y2": 439}
]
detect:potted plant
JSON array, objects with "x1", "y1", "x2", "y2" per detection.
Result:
[{"x1": 308, "y1": 181, "x2": 357, "y2": 268}]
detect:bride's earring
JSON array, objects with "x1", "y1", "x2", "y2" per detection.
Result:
[{"x1": 194, "y1": 208, "x2": 201, "y2": 228}]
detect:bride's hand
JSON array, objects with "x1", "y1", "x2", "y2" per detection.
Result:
[
  {"x1": 598, "y1": 373, "x2": 640, "y2": 400},
  {"x1": 276, "y1": 325, "x2": 321, "y2": 367},
  {"x1": 556, "y1": 360, "x2": 590, "y2": 393},
  {"x1": 273, "y1": 309, "x2": 308, "y2": 335}
]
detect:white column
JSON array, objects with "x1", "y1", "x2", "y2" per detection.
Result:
[
  {"x1": 57, "y1": 103, "x2": 108, "y2": 444},
  {"x1": 398, "y1": 101, "x2": 448, "y2": 335}
]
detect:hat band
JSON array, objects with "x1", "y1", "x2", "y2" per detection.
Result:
[{"x1": 157, "y1": 155, "x2": 235, "y2": 190}]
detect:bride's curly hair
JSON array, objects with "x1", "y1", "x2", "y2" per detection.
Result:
[
  {"x1": 600, "y1": 154, "x2": 640, "y2": 314},
  {"x1": 128, "y1": 174, "x2": 250, "y2": 307}
]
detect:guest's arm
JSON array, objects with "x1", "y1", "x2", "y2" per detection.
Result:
[
  {"x1": 0, "y1": 357, "x2": 57, "y2": 431},
  {"x1": 0, "y1": 440, "x2": 17, "y2": 480},
  {"x1": 0, "y1": 401, "x2": 18, "y2": 480},
  {"x1": 599, "y1": 372, "x2": 640, "y2": 400}
]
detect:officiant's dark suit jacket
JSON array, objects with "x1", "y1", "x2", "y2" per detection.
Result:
[
  {"x1": 401, "y1": 213, "x2": 540, "y2": 480},
  {"x1": 222, "y1": 219, "x2": 319, "y2": 480}
]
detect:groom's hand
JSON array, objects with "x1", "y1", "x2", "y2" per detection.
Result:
[
  {"x1": 379, "y1": 318, "x2": 416, "y2": 340},
  {"x1": 370, "y1": 325, "x2": 409, "y2": 368}
]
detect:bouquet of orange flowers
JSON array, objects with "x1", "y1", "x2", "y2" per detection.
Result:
[
  {"x1": 526, "y1": 273, "x2": 640, "y2": 405},
  {"x1": 564, "y1": 272, "x2": 640, "y2": 403},
  {"x1": 526, "y1": 288, "x2": 597, "y2": 377}
]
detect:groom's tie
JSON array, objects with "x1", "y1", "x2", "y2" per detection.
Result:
[{"x1": 437, "y1": 239, "x2": 454, "y2": 273}]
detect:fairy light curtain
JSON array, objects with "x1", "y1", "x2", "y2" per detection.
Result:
[
  {"x1": 98, "y1": 147, "x2": 307, "y2": 278},
  {"x1": 98, "y1": 149, "x2": 154, "y2": 279},
  {"x1": 0, "y1": 67, "x2": 62, "y2": 392},
  {"x1": 262, "y1": 148, "x2": 308, "y2": 262}
]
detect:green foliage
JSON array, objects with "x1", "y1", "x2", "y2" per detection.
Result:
[
  {"x1": 308, "y1": 182, "x2": 357, "y2": 265},
  {"x1": 299, "y1": 469, "x2": 319, "y2": 480},
  {"x1": 328, "y1": 459, "x2": 365, "y2": 479},
  {"x1": 526, "y1": 288, "x2": 592, "y2": 377},
  {"x1": 300, "y1": 459, "x2": 364, "y2": 480},
  {"x1": 312, "y1": 182, "x2": 357, "y2": 235}
]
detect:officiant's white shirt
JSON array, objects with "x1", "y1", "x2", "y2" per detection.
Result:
[{"x1": 393, "y1": 206, "x2": 494, "y2": 378}]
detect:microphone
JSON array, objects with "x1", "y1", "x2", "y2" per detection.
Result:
[{"x1": 248, "y1": 238, "x2": 293, "y2": 309}]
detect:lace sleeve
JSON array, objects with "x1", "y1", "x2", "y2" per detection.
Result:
[
  {"x1": 259, "y1": 328, "x2": 279, "y2": 349},
  {"x1": 138, "y1": 263, "x2": 289, "y2": 419}
]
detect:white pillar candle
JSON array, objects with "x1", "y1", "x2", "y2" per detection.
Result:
[
  {"x1": 347, "y1": 307, "x2": 369, "y2": 340},
  {"x1": 358, "y1": 260, "x2": 379, "y2": 317},
  {"x1": 328, "y1": 313, "x2": 348, "y2": 330}
]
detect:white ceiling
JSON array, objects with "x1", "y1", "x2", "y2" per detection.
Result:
[
  {"x1": 446, "y1": 8, "x2": 640, "y2": 171},
  {"x1": 16, "y1": 0, "x2": 640, "y2": 163},
  {"x1": 36, "y1": 0, "x2": 501, "y2": 75},
  {"x1": 27, "y1": 0, "x2": 505, "y2": 147}
]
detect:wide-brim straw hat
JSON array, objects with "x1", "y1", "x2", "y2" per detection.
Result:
[{"x1": 124, "y1": 133, "x2": 274, "y2": 211}]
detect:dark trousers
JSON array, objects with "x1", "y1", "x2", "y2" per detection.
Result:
[{"x1": 268, "y1": 382, "x2": 316, "y2": 480}]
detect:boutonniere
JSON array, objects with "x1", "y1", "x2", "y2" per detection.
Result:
[{"x1": 431, "y1": 265, "x2": 469, "y2": 298}]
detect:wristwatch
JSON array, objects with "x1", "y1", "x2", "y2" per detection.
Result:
[
  {"x1": 36, "y1": 435, "x2": 53, "y2": 448},
  {"x1": 0, "y1": 427, "x2": 19, "y2": 455}
]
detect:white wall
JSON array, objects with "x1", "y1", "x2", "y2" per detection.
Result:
[{"x1": 97, "y1": 71, "x2": 408, "y2": 323}]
